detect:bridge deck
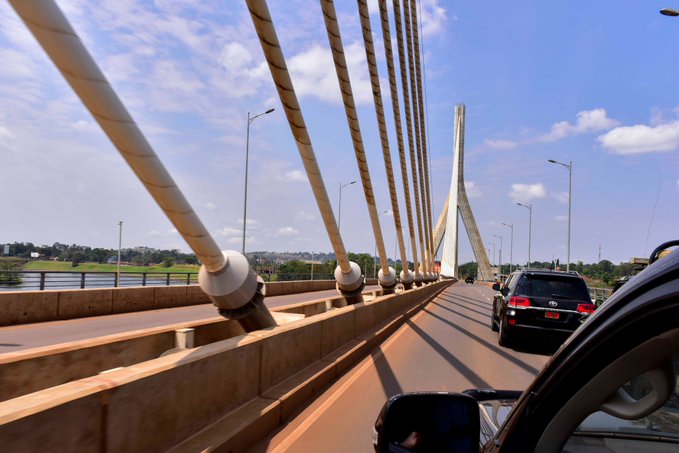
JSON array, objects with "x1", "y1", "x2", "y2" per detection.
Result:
[{"x1": 252, "y1": 282, "x2": 551, "y2": 452}]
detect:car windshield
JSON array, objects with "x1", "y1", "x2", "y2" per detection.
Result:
[{"x1": 515, "y1": 275, "x2": 590, "y2": 301}]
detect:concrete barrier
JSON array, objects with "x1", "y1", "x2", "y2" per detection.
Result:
[
  {"x1": 0, "y1": 280, "x2": 338, "y2": 326},
  {"x1": 0, "y1": 281, "x2": 452, "y2": 452}
]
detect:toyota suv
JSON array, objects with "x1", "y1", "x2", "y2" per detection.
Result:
[{"x1": 490, "y1": 269, "x2": 595, "y2": 347}]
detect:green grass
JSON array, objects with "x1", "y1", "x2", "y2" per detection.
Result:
[{"x1": 22, "y1": 260, "x2": 199, "y2": 273}]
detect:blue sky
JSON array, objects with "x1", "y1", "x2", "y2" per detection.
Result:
[{"x1": 0, "y1": 0, "x2": 677, "y2": 266}]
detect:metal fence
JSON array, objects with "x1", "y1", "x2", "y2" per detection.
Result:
[
  {"x1": 589, "y1": 287, "x2": 613, "y2": 305},
  {"x1": 0, "y1": 270, "x2": 198, "y2": 291},
  {"x1": 0, "y1": 270, "x2": 337, "y2": 291}
]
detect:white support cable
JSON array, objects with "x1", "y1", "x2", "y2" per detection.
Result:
[
  {"x1": 9, "y1": 0, "x2": 276, "y2": 329},
  {"x1": 410, "y1": 0, "x2": 435, "y2": 275},
  {"x1": 244, "y1": 0, "x2": 353, "y2": 275},
  {"x1": 356, "y1": 0, "x2": 407, "y2": 286},
  {"x1": 319, "y1": 0, "x2": 394, "y2": 288},
  {"x1": 402, "y1": 0, "x2": 431, "y2": 276},
  {"x1": 416, "y1": 0, "x2": 436, "y2": 250},
  {"x1": 393, "y1": 0, "x2": 426, "y2": 282},
  {"x1": 378, "y1": 0, "x2": 418, "y2": 285}
]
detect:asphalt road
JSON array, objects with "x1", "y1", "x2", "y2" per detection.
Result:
[
  {"x1": 251, "y1": 282, "x2": 552, "y2": 452},
  {"x1": 0, "y1": 286, "x2": 379, "y2": 352}
]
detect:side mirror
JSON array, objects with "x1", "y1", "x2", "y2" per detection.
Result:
[
  {"x1": 491, "y1": 283, "x2": 500, "y2": 291},
  {"x1": 501, "y1": 287, "x2": 510, "y2": 297},
  {"x1": 373, "y1": 392, "x2": 480, "y2": 453}
]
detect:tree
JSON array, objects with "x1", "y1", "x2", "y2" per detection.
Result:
[{"x1": 161, "y1": 257, "x2": 175, "y2": 268}]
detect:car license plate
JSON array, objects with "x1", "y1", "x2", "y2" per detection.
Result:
[{"x1": 545, "y1": 312, "x2": 560, "y2": 319}]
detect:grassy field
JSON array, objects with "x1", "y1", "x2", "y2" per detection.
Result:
[{"x1": 21, "y1": 260, "x2": 200, "y2": 273}]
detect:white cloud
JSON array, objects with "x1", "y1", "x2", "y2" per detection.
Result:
[
  {"x1": 275, "y1": 226, "x2": 299, "y2": 237},
  {"x1": 484, "y1": 139, "x2": 517, "y2": 150},
  {"x1": 278, "y1": 170, "x2": 308, "y2": 182},
  {"x1": 464, "y1": 181, "x2": 482, "y2": 198},
  {"x1": 218, "y1": 42, "x2": 253, "y2": 73},
  {"x1": 597, "y1": 120, "x2": 679, "y2": 154},
  {"x1": 218, "y1": 226, "x2": 241, "y2": 237},
  {"x1": 676, "y1": 179, "x2": 679, "y2": 190},
  {"x1": 540, "y1": 108, "x2": 619, "y2": 142},
  {"x1": 554, "y1": 215, "x2": 568, "y2": 221},
  {"x1": 419, "y1": 0, "x2": 448, "y2": 37},
  {"x1": 295, "y1": 210, "x2": 316, "y2": 221},
  {"x1": 147, "y1": 230, "x2": 162, "y2": 237},
  {"x1": 204, "y1": 202, "x2": 217, "y2": 211},
  {"x1": 553, "y1": 192, "x2": 569, "y2": 204},
  {"x1": 509, "y1": 183, "x2": 547, "y2": 202},
  {"x1": 288, "y1": 42, "x2": 374, "y2": 105},
  {"x1": 168, "y1": 228, "x2": 179, "y2": 235}
]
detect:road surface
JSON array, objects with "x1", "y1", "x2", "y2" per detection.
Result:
[
  {"x1": 251, "y1": 282, "x2": 552, "y2": 452},
  {"x1": 0, "y1": 286, "x2": 379, "y2": 352}
]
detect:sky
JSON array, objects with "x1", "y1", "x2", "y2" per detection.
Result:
[{"x1": 0, "y1": 0, "x2": 678, "y2": 266}]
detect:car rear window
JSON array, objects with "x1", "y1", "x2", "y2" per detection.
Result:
[{"x1": 515, "y1": 274, "x2": 590, "y2": 300}]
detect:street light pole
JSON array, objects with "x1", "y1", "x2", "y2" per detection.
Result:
[
  {"x1": 338, "y1": 180, "x2": 356, "y2": 235},
  {"x1": 242, "y1": 108, "x2": 275, "y2": 256},
  {"x1": 117, "y1": 220, "x2": 123, "y2": 287},
  {"x1": 549, "y1": 159, "x2": 573, "y2": 272},
  {"x1": 493, "y1": 234, "x2": 503, "y2": 276},
  {"x1": 502, "y1": 222, "x2": 514, "y2": 273},
  {"x1": 517, "y1": 202, "x2": 532, "y2": 267}
]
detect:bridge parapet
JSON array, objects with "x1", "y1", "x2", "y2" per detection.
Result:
[
  {"x1": 0, "y1": 280, "x2": 352, "y2": 327},
  {"x1": 0, "y1": 280, "x2": 452, "y2": 452}
]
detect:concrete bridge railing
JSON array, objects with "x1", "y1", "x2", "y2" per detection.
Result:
[
  {"x1": 0, "y1": 279, "x2": 383, "y2": 326},
  {"x1": 0, "y1": 280, "x2": 452, "y2": 452}
]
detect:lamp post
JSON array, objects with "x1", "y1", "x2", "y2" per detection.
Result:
[
  {"x1": 549, "y1": 159, "x2": 573, "y2": 272},
  {"x1": 117, "y1": 220, "x2": 123, "y2": 287},
  {"x1": 338, "y1": 180, "x2": 356, "y2": 235},
  {"x1": 493, "y1": 234, "x2": 503, "y2": 276},
  {"x1": 502, "y1": 222, "x2": 514, "y2": 273},
  {"x1": 242, "y1": 108, "x2": 275, "y2": 256},
  {"x1": 516, "y1": 202, "x2": 532, "y2": 267}
]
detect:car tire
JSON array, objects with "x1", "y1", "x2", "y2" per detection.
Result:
[
  {"x1": 498, "y1": 318, "x2": 512, "y2": 347},
  {"x1": 490, "y1": 304, "x2": 499, "y2": 332}
]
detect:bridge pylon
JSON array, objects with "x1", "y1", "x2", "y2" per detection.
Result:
[{"x1": 437, "y1": 105, "x2": 493, "y2": 281}]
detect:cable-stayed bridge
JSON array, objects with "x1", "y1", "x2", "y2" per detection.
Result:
[{"x1": 0, "y1": 1, "x2": 527, "y2": 451}]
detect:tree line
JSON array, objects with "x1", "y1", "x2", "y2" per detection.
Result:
[
  {"x1": 2, "y1": 242, "x2": 198, "y2": 267},
  {"x1": 458, "y1": 259, "x2": 636, "y2": 286}
]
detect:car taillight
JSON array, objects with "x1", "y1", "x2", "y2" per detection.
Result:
[
  {"x1": 508, "y1": 296, "x2": 531, "y2": 307},
  {"x1": 577, "y1": 303, "x2": 596, "y2": 314}
]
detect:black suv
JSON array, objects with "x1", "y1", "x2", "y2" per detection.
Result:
[{"x1": 490, "y1": 269, "x2": 595, "y2": 346}]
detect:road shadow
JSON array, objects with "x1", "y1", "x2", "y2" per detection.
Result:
[
  {"x1": 438, "y1": 294, "x2": 492, "y2": 313},
  {"x1": 370, "y1": 348, "x2": 404, "y2": 397},
  {"x1": 405, "y1": 319, "x2": 492, "y2": 388},
  {"x1": 0, "y1": 343, "x2": 21, "y2": 347},
  {"x1": 422, "y1": 308, "x2": 543, "y2": 374}
]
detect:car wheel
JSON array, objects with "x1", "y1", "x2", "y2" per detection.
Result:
[
  {"x1": 498, "y1": 317, "x2": 512, "y2": 347},
  {"x1": 490, "y1": 304, "x2": 499, "y2": 332}
]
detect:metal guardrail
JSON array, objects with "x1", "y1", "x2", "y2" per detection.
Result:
[
  {"x1": 589, "y1": 287, "x2": 613, "y2": 305},
  {"x1": 0, "y1": 270, "x2": 198, "y2": 291},
  {"x1": 0, "y1": 270, "x2": 337, "y2": 291}
]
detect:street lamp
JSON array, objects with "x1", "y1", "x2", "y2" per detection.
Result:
[
  {"x1": 117, "y1": 220, "x2": 123, "y2": 287},
  {"x1": 338, "y1": 180, "x2": 356, "y2": 235},
  {"x1": 242, "y1": 108, "x2": 275, "y2": 255},
  {"x1": 661, "y1": 8, "x2": 679, "y2": 16},
  {"x1": 502, "y1": 222, "x2": 514, "y2": 273},
  {"x1": 516, "y1": 202, "x2": 532, "y2": 267},
  {"x1": 493, "y1": 234, "x2": 503, "y2": 276},
  {"x1": 549, "y1": 159, "x2": 573, "y2": 272}
]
